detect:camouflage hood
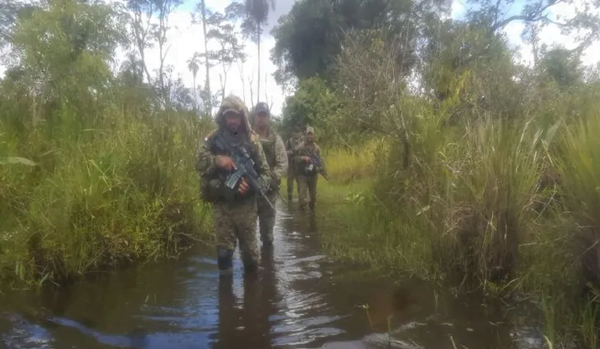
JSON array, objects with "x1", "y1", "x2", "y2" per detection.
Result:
[{"x1": 215, "y1": 95, "x2": 255, "y2": 142}]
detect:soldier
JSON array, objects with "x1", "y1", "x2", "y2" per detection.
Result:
[
  {"x1": 195, "y1": 95, "x2": 271, "y2": 274},
  {"x1": 285, "y1": 129, "x2": 303, "y2": 201},
  {"x1": 294, "y1": 127, "x2": 325, "y2": 211},
  {"x1": 250, "y1": 102, "x2": 288, "y2": 246}
]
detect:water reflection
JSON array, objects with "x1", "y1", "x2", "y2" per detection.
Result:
[
  {"x1": 0, "y1": 199, "x2": 545, "y2": 349},
  {"x1": 213, "y1": 246, "x2": 279, "y2": 349}
]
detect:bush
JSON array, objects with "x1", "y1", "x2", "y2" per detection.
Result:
[{"x1": 0, "y1": 108, "x2": 212, "y2": 285}]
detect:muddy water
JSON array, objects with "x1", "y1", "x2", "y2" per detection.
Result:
[{"x1": 1, "y1": 200, "x2": 544, "y2": 349}]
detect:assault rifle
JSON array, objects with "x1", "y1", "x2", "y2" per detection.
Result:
[
  {"x1": 307, "y1": 151, "x2": 330, "y2": 181},
  {"x1": 212, "y1": 133, "x2": 276, "y2": 211}
]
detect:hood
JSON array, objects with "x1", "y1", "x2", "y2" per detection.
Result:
[{"x1": 215, "y1": 95, "x2": 254, "y2": 141}]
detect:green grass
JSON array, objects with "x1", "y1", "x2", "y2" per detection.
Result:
[
  {"x1": 0, "y1": 110, "x2": 214, "y2": 286},
  {"x1": 321, "y1": 138, "x2": 387, "y2": 184},
  {"x1": 311, "y1": 104, "x2": 600, "y2": 347}
]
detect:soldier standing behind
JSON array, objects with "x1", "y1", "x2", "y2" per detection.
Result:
[
  {"x1": 250, "y1": 102, "x2": 288, "y2": 247},
  {"x1": 294, "y1": 127, "x2": 325, "y2": 211},
  {"x1": 195, "y1": 95, "x2": 272, "y2": 274},
  {"x1": 285, "y1": 129, "x2": 302, "y2": 201}
]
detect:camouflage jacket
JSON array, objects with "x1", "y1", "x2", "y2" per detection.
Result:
[
  {"x1": 256, "y1": 130, "x2": 288, "y2": 190},
  {"x1": 293, "y1": 141, "x2": 325, "y2": 177},
  {"x1": 195, "y1": 95, "x2": 271, "y2": 203},
  {"x1": 285, "y1": 136, "x2": 303, "y2": 162}
]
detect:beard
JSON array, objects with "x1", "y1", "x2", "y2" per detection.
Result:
[{"x1": 226, "y1": 123, "x2": 240, "y2": 134}]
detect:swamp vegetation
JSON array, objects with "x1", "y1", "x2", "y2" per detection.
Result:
[{"x1": 3, "y1": 0, "x2": 600, "y2": 347}]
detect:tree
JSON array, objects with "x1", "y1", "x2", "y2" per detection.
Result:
[
  {"x1": 118, "y1": 52, "x2": 153, "y2": 116},
  {"x1": 127, "y1": 0, "x2": 155, "y2": 85},
  {"x1": 538, "y1": 47, "x2": 584, "y2": 89},
  {"x1": 0, "y1": 0, "x2": 37, "y2": 52},
  {"x1": 270, "y1": 0, "x2": 451, "y2": 85},
  {"x1": 127, "y1": 0, "x2": 182, "y2": 108},
  {"x1": 152, "y1": 0, "x2": 182, "y2": 108},
  {"x1": 242, "y1": 0, "x2": 275, "y2": 101},
  {"x1": 10, "y1": 0, "x2": 126, "y2": 123},
  {"x1": 120, "y1": 51, "x2": 145, "y2": 86},
  {"x1": 187, "y1": 53, "x2": 200, "y2": 111},
  {"x1": 206, "y1": 5, "x2": 247, "y2": 99},
  {"x1": 193, "y1": 0, "x2": 212, "y2": 111},
  {"x1": 467, "y1": 0, "x2": 600, "y2": 58}
]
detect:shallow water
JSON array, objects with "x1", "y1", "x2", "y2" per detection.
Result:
[{"x1": 0, "y1": 200, "x2": 544, "y2": 349}]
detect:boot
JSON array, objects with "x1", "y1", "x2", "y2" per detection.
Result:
[
  {"x1": 217, "y1": 248, "x2": 233, "y2": 274},
  {"x1": 261, "y1": 237, "x2": 273, "y2": 248},
  {"x1": 244, "y1": 260, "x2": 258, "y2": 274},
  {"x1": 260, "y1": 227, "x2": 274, "y2": 247}
]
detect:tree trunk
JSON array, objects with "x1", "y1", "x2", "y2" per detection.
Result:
[
  {"x1": 238, "y1": 60, "x2": 247, "y2": 104},
  {"x1": 201, "y1": 0, "x2": 211, "y2": 111},
  {"x1": 192, "y1": 74, "x2": 197, "y2": 112},
  {"x1": 256, "y1": 22, "x2": 261, "y2": 104}
]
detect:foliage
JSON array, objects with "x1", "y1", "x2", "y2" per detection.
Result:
[
  {"x1": 0, "y1": 0, "x2": 213, "y2": 286},
  {"x1": 270, "y1": 0, "x2": 452, "y2": 85},
  {"x1": 279, "y1": 77, "x2": 342, "y2": 145},
  {"x1": 305, "y1": 17, "x2": 600, "y2": 346}
]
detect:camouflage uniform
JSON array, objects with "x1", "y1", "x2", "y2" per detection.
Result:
[
  {"x1": 250, "y1": 102, "x2": 288, "y2": 246},
  {"x1": 294, "y1": 127, "x2": 325, "y2": 211},
  {"x1": 285, "y1": 133, "x2": 303, "y2": 200},
  {"x1": 195, "y1": 95, "x2": 271, "y2": 273}
]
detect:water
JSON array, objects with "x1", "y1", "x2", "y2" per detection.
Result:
[{"x1": 0, "y1": 200, "x2": 544, "y2": 349}]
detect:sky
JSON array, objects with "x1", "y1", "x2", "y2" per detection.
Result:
[
  {"x1": 1, "y1": 0, "x2": 599, "y2": 116},
  {"x1": 138, "y1": 0, "x2": 297, "y2": 116}
]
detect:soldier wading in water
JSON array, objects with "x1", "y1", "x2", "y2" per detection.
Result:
[
  {"x1": 294, "y1": 127, "x2": 326, "y2": 211},
  {"x1": 195, "y1": 95, "x2": 272, "y2": 274},
  {"x1": 250, "y1": 102, "x2": 288, "y2": 247}
]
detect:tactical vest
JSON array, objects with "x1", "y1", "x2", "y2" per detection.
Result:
[
  {"x1": 199, "y1": 130, "x2": 259, "y2": 203},
  {"x1": 259, "y1": 132, "x2": 277, "y2": 170},
  {"x1": 298, "y1": 142, "x2": 319, "y2": 177}
]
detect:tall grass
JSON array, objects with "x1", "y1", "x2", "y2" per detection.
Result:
[
  {"x1": 321, "y1": 97, "x2": 600, "y2": 345},
  {"x1": 322, "y1": 138, "x2": 387, "y2": 183},
  {"x1": 0, "y1": 107, "x2": 213, "y2": 285},
  {"x1": 556, "y1": 106, "x2": 600, "y2": 291}
]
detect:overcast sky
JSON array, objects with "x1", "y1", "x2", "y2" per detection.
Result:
[
  {"x1": 1, "y1": 0, "x2": 599, "y2": 116},
  {"x1": 133, "y1": 0, "x2": 298, "y2": 116}
]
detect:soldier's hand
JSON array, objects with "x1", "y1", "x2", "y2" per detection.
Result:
[
  {"x1": 238, "y1": 177, "x2": 250, "y2": 195},
  {"x1": 302, "y1": 156, "x2": 311, "y2": 163},
  {"x1": 216, "y1": 155, "x2": 236, "y2": 171}
]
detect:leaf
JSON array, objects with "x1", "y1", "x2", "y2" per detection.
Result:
[{"x1": 0, "y1": 157, "x2": 37, "y2": 166}]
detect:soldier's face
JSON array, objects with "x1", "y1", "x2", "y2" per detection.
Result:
[
  {"x1": 255, "y1": 112, "x2": 269, "y2": 129},
  {"x1": 305, "y1": 132, "x2": 314, "y2": 142},
  {"x1": 224, "y1": 111, "x2": 242, "y2": 132}
]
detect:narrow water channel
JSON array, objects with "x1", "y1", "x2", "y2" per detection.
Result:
[{"x1": 1, "y1": 200, "x2": 545, "y2": 349}]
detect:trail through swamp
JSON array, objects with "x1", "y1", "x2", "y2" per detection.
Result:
[{"x1": 1, "y1": 200, "x2": 545, "y2": 349}]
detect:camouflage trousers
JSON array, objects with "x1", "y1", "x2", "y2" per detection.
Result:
[
  {"x1": 287, "y1": 162, "x2": 298, "y2": 198},
  {"x1": 213, "y1": 199, "x2": 259, "y2": 270},
  {"x1": 257, "y1": 190, "x2": 277, "y2": 245},
  {"x1": 297, "y1": 174, "x2": 318, "y2": 210}
]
